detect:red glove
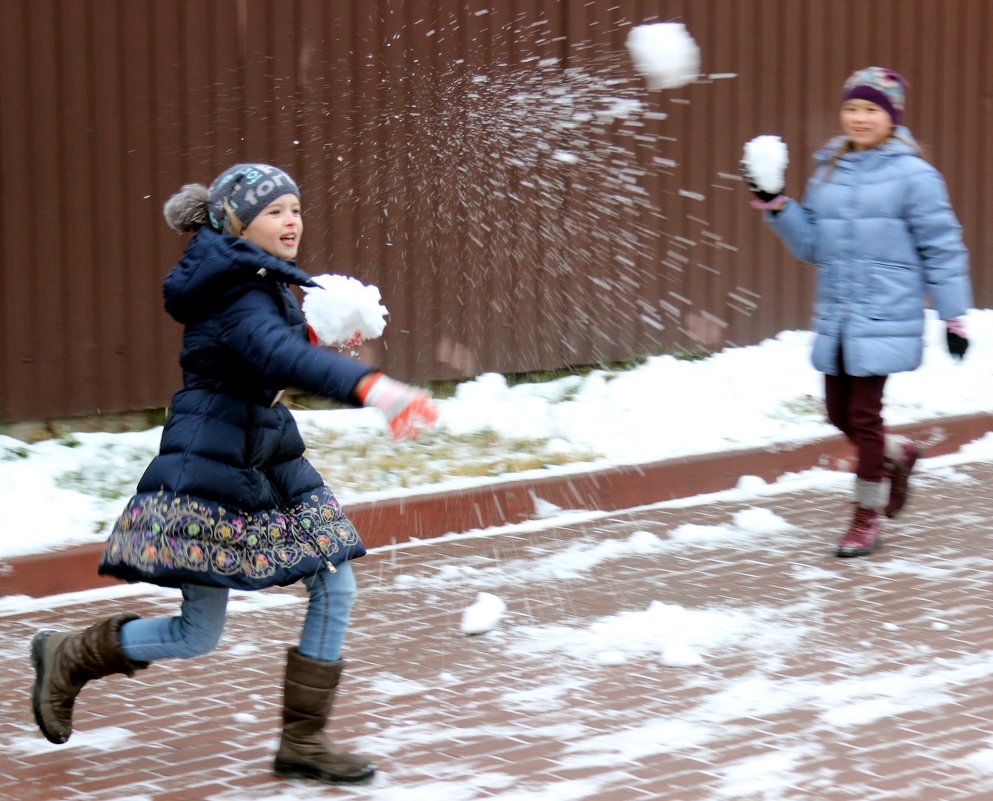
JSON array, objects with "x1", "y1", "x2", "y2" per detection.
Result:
[{"x1": 357, "y1": 373, "x2": 438, "y2": 441}]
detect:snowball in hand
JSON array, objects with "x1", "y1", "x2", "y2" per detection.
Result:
[
  {"x1": 302, "y1": 274, "x2": 388, "y2": 348},
  {"x1": 626, "y1": 22, "x2": 700, "y2": 90},
  {"x1": 460, "y1": 592, "x2": 507, "y2": 635},
  {"x1": 742, "y1": 135, "x2": 789, "y2": 194}
]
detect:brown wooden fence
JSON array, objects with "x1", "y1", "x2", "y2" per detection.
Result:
[{"x1": 1, "y1": 0, "x2": 990, "y2": 422}]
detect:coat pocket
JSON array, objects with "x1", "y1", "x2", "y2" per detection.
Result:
[{"x1": 866, "y1": 261, "x2": 919, "y2": 321}]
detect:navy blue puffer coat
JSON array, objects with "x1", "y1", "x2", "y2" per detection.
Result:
[
  {"x1": 766, "y1": 128, "x2": 972, "y2": 376},
  {"x1": 99, "y1": 228, "x2": 373, "y2": 590}
]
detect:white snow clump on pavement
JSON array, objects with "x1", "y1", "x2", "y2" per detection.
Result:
[{"x1": 461, "y1": 592, "x2": 507, "y2": 635}]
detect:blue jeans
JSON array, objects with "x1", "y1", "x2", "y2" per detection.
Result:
[{"x1": 118, "y1": 563, "x2": 357, "y2": 663}]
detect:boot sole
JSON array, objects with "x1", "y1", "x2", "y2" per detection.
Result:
[
  {"x1": 835, "y1": 540, "x2": 880, "y2": 558},
  {"x1": 273, "y1": 759, "x2": 375, "y2": 785},
  {"x1": 30, "y1": 630, "x2": 69, "y2": 745}
]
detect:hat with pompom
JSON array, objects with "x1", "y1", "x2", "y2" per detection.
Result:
[
  {"x1": 207, "y1": 163, "x2": 300, "y2": 234},
  {"x1": 842, "y1": 66, "x2": 907, "y2": 124}
]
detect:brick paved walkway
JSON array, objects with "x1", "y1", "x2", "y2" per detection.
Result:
[{"x1": 3, "y1": 457, "x2": 993, "y2": 800}]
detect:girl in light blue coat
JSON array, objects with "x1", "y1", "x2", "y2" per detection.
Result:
[{"x1": 746, "y1": 67, "x2": 973, "y2": 558}]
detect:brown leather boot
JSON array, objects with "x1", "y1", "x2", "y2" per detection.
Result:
[
  {"x1": 31, "y1": 613, "x2": 149, "y2": 744},
  {"x1": 273, "y1": 647, "x2": 376, "y2": 785}
]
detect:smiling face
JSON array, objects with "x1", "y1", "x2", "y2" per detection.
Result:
[
  {"x1": 840, "y1": 99, "x2": 893, "y2": 151},
  {"x1": 241, "y1": 193, "x2": 303, "y2": 260}
]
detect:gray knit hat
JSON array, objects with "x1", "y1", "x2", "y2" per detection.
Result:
[{"x1": 207, "y1": 163, "x2": 300, "y2": 234}]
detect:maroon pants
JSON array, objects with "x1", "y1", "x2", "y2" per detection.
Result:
[{"x1": 823, "y1": 361, "x2": 888, "y2": 483}]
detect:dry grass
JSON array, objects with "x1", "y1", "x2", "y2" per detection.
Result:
[
  {"x1": 47, "y1": 420, "x2": 600, "y2": 503},
  {"x1": 300, "y1": 426, "x2": 600, "y2": 493}
]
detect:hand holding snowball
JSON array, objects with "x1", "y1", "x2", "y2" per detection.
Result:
[
  {"x1": 742, "y1": 135, "x2": 789, "y2": 210},
  {"x1": 302, "y1": 274, "x2": 388, "y2": 349}
]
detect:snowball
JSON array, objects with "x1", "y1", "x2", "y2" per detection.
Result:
[
  {"x1": 626, "y1": 22, "x2": 700, "y2": 90},
  {"x1": 301, "y1": 274, "x2": 388, "y2": 348},
  {"x1": 660, "y1": 641, "x2": 703, "y2": 668},
  {"x1": 742, "y1": 135, "x2": 789, "y2": 194},
  {"x1": 460, "y1": 592, "x2": 507, "y2": 635}
]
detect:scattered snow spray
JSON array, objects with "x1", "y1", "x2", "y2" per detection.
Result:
[
  {"x1": 313, "y1": 16, "x2": 752, "y2": 366},
  {"x1": 625, "y1": 22, "x2": 701, "y2": 90}
]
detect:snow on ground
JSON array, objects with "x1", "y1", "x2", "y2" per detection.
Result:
[
  {"x1": 4, "y1": 435, "x2": 993, "y2": 798},
  {"x1": 2, "y1": 309, "x2": 993, "y2": 562}
]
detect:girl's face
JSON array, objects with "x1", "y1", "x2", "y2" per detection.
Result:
[
  {"x1": 242, "y1": 193, "x2": 303, "y2": 260},
  {"x1": 840, "y1": 99, "x2": 894, "y2": 151}
]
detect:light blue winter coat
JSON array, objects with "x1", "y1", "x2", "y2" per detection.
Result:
[{"x1": 766, "y1": 127, "x2": 972, "y2": 376}]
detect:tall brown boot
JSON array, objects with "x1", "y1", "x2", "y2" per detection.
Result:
[
  {"x1": 273, "y1": 647, "x2": 375, "y2": 785},
  {"x1": 31, "y1": 613, "x2": 149, "y2": 744}
]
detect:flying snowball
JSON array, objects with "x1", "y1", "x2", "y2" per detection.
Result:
[
  {"x1": 742, "y1": 135, "x2": 789, "y2": 194},
  {"x1": 460, "y1": 592, "x2": 507, "y2": 635},
  {"x1": 302, "y1": 274, "x2": 388, "y2": 349},
  {"x1": 626, "y1": 22, "x2": 700, "y2": 90}
]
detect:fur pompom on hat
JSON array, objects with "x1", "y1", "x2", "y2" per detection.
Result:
[
  {"x1": 163, "y1": 184, "x2": 210, "y2": 232},
  {"x1": 206, "y1": 163, "x2": 300, "y2": 235},
  {"x1": 842, "y1": 66, "x2": 907, "y2": 124}
]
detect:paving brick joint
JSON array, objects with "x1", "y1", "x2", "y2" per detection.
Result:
[{"x1": 3, "y1": 458, "x2": 993, "y2": 800}]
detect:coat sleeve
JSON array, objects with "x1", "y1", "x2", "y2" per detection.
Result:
[
  {"x1": 217, "y1": 286, "x2": 375, "y2": 404},
  {"x1": 764, "y1": 195, "x2": 818, "y2": 265},
  {"x1": 903, "y1": 165, "x2": 973, "y2": 320}
]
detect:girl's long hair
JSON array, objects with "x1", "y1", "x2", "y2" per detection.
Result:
[{"x1": 818, "y1": 130, "x2": 925, "y2": 182}]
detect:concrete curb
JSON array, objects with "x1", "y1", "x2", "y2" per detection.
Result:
[{"x1": 4, "y1": 412, "x2": 991, "y2": 598}]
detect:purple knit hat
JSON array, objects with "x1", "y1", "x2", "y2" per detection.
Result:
[{"x1": 841, "y1": 66, "x2": 907, "y2": 124}]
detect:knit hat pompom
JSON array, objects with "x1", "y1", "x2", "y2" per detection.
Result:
[
  {"x1": 842, "y1": 66, "x2": 907, "y2": 124},
  {"x1": 207, "y1": 163, "x2": 300, "y2": 235},
  {"x1": 163, "y1": 183, "x2": 210, "y2": 232}
]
